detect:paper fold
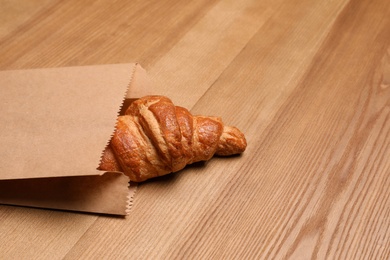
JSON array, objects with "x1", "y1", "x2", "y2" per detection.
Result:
[{"x1": 0, "y1": 63, "x2": 152, "y2": 215}]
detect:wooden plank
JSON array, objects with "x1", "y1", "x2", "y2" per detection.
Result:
[
  {"x1": 0, "y1": 0, "x2": 53, "y2": 39},
  {"x1": 0, "y1": 0, "x2": 219, "y2": 69},
  {"x1": 64, "y1": 0, "x2": 385, "y2": 259},
  {"x1": 145, "y1": 0, "x2": 280, "y2": 107},
  {"x1": 0, "y1": 0, "x2": 389, "y2": 259},
  {"x1": 0, "y1": 207, "x2": 96, "y2": 259}
]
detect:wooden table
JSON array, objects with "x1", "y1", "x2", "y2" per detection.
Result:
[{"x1": 1, "y1": 0, "x2": 389, "y2": 258}]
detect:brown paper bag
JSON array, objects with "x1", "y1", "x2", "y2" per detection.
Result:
[{"x1": 0, "y1": 63, "x2": 152, "y2": 215}]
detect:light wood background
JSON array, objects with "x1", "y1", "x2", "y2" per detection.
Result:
[{"x1": 1, "y1": 0, "x2": 389, "y2": 259}]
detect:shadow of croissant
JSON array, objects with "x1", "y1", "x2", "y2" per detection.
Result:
[
  {"x1": 138, "y1": 160, "x2": 207, "y2": 185},
  {"x1": 138, "y1": 153, "x2": 244, "y2": 185}
]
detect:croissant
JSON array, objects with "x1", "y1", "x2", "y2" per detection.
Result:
[{"x1": 98, "y1": 95, "x2": 247, "y2": 182}]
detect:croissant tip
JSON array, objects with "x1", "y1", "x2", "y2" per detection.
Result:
[{"x1": 215, "y1": 125, "x2": 247, "y2": 156}]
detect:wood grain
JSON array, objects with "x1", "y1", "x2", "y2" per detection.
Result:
[{"x1": 0, "y1": 0, "x2": 389, "y2": 259}]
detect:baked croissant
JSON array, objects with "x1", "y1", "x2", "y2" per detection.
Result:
[{"x1": 98, "y1": 95, "x2": 246, "y2": 182}]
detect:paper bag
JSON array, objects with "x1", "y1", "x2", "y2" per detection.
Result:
[{"x1": 0, "y1": 63, "x2": 152, "y2": 215}]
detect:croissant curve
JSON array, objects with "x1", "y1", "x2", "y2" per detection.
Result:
[{"x1": 99, "y1": 95, "x2": 246, "y2": 182}]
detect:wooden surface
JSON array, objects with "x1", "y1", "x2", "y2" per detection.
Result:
[{"x1": 1, "y1": 0, "x2": 389, "y2": 258}]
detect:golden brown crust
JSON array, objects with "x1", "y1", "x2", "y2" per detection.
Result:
[
  {"x1": 99, "y1": 145, "x2": 121, "y2": 172},
  {"x1": 174, "y1": 106, "x2": 193, "y2": 169},
  {"x1": 216, "y1": 126, "x2": 247, "y2": 156},
  {"x1": 99, "y1": 95, "x2": 247, "y2": 182},
  {"x1": 191, "y1": 116, "x2": 223, "y2": 163}
]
